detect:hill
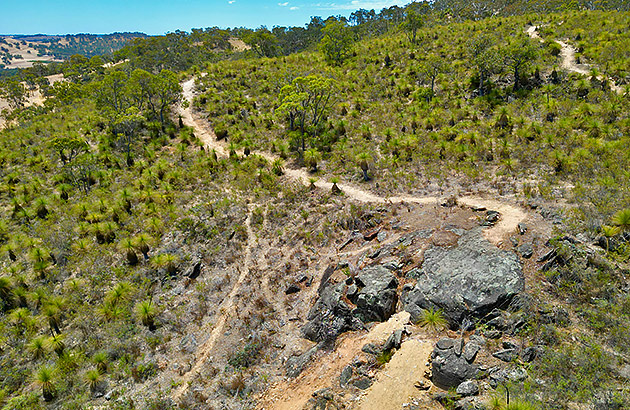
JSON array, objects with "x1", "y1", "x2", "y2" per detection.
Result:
[
  {"x1": 0, "y1": 4, "x2": 630, "y2": 410},
  {"x1": 0, "y1": 33, "x2": 148, "y2": 70}
]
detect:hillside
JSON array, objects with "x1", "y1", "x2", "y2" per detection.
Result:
[
  {"x1": 0, "y1": 33, "x2": 147, "y2": 70},
  {"x1": 1, "y1": 4, "x2": 630, "y2": 410}
]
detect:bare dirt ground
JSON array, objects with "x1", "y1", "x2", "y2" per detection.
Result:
[{"x1": 1, "y1": 37, "x2": 62, "y2": 69}]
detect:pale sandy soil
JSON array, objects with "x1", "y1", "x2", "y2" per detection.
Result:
[{"x1": 1, "y1": 37, "x2": 62, "y2": 69}]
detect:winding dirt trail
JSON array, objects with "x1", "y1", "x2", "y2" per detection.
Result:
[
  {"x1": 177, "y1": 78, "x2": 528, "y2": 246},
  {"x1": 526, "y1": 25, "x2": 624, "y2": 94},
  {"x1": 172, "y1": 205, "x2": 256, "y2": 401}
]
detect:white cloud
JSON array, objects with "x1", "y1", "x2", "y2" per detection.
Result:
[
  {"x1": 278, "y1": 1, "x2": 289, "y2": 5},
  {"x1": 290, "y1": 6, "x2": 300, "y2": 10},
  {"x1": 317, "y1": 1, "x2": 409, "y2": 11},
  {"x1": 228, "y1": 0, "x2": 235, "y2": 4}
]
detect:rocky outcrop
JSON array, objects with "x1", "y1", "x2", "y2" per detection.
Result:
[
  {"x1": 349, "y1": 265, "x2": 398, "y2": 323},
  {"x1": 431, "y1": 338, "x2": 479, "y2": 389},
  {"x1": 403, "y1": 230, "x2": 524, "y2": 327},
  {"x1": 302, "y1": 265, "x2": 398, "y2": 346}
]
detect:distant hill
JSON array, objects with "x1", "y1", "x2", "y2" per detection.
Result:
[{"x1": 0, "y1": 32, "x2": 149, "y2": 69}]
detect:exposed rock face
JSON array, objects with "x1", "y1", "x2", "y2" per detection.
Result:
[
  {"x1": 302, "y1": 281, "x2": 363, "y2": 345},
  {"x1": 403, "y1": 230, "x2": 524, "y2": 327},
  {"x1": 350, "y1": 265, "x2": 398, "y2": 323},
  {"x1": 431, "y1": 338, "x2": 479, "y2": 389},
  {"x1": 302, "y1": 265, "x2": 398, "y2": 345}
]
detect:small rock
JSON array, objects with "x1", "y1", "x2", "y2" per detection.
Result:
[
  {"x1": 383, "y1": 329, "x2": 403, "y2": 351},
  {"x1": 517, "y1": 243, "x2": 534, "y2": 259},
  {"x1": 463, "y1": 343, "x2": 480, "y2": 363},
  {"x1": 453, "y1": 338, "x2": 464, "y2": 356},
  {"x1": 538, "y1": 249, "x2": 556, "y2": 263},
  {"x1": 414, "y1": 380, "x2": 430, "y2": 390},
  {"x1": 346, "y1": 284, "x2": 358, "y2": 298},
  {"x1": 483, "y1": 329, "x2": 502, "y2": 339},
  {"x1": 104, "y1": 391, "x2": 113, "y2": 401},
  {"x1": 456, "y1": 380, "x2": 479, "y2": 397},
  {"x1": 339, "y1": 365, "x2": 353, "y2": 387},
  {"x1": 521, "y1": 346, "x2": 541, "y2": 363},
  {"x1": 377, "y1": 231, "x2": 387, "y2": 242},
  {"x1": 382, "y1": 260, "x2": 402, "y2": 271},
  {"x1": 502, "y1": 341, "x2": 518, "y2": 350},
  {"x1": 436, "y1": 338, "x2": 455, "y2": 350},
  {"x1": 361, "y1": 343, "x2": 381, "y2": 355},
  {"x1": 518, "y1": 223, "x2": 527, "y2": 235},
  {"x1": 352, "y1": 376, "x2": 373, "y2": 390},
  {"x1": 493, "y1": 349, "x2": 517, "y2": 362},
  {"x1": 285, "y1": 284, "x2": 301, "y2": 295}
]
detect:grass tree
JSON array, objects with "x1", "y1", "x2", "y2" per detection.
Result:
[
  {"x1": 85, "y1": 369, "x2": 103, "y2": 394},
  {"x1": 28, "y1": 336, "x2": 48, "y2": 361},
  {"x1": 612, "y1": 209, "x2": 630, "y2": 232},
  {"x1": 304, "y1": 148, "x2": 321, "y2": 173},
  {"x1": 356, "y1": 152, "x2": 372, "y2": 181},
  {"x1": 133, "y1": 233, "x2": 152, "y2": 260},
  {"x1": 34, "y1": 366, "x2": 56, "y2": 402},
  {"x1": 93, "y1": 351, "x2": 109, "y2": 374},
  {"x1": 119, "y1": 238, "x2": 139, "y2": 265},
  {"x1": 135, "y1": 300, "x2": 156, "y2": 331}
]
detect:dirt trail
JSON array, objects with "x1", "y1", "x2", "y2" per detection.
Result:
[
  {"x1": 172, "y1": 205, "x2": 256, "y2": 401},
  {"x1": 357, "y1": 339, "x2": 439, "y2": 410},
  {"x1": 259, "y1": 312, "x2": 414, "y2": 410},
  {"x1": 177, "y1": 79, "x2": 528, "y2": 245},
  {"x1": 526, "y1": 25, "x2": 624, "y2": 94}
]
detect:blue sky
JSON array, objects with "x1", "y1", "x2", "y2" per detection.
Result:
[{"x1": 1, "y1": 1, "x2": 411, "y2": 35}]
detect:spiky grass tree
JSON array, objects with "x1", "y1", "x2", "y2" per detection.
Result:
[
  {"x1": 612, "y1": 209, "x2": 630, "y2": 232},
  {"x1": 35, "y1": 366, "x2": 56, "y2": 402},
  {"x1": 356, "y1": 152, "x2": 371, "y2": 182},
  {"x1": 133, "y1": 234, "x2": 152, "y2": 260},
  {"x1": 304, "y1": 148, "x2": 321, "y2": 173},
  {"x1": 48, "y1": 334, "x2": 66, "y2": 357},
  {"x1": 418, "y1": 307, "x2": 447, "y2": 333},
  {"x1": 119, "y1": 238, "x2": 138, "y2": 266},
  {"x1": 0, "y1": 276, "x2": 13, "y2": 312},
  {"x1": 93, "y1": 351, "x2": 109, "y2": 374},
  {"x1": 135, "y1": 300, "x2": 156, "y2": 331},
  {"x1": 85, "y1": 369, "x2": 102, "y2": 394},
  {"x1": 28, "y1": 336, "x2": 48, "y2": 360},
  {"x1": 601, "y1": 225, "x2": 620, "y2": 252}
]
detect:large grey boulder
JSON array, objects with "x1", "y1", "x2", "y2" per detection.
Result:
[{"x1": 403, "y1": 230, "x2": 523, "y2": 327}]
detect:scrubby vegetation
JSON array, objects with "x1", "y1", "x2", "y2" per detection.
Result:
[{"x1": 1, "y1": 1, "x2": 630, "y2": 409}]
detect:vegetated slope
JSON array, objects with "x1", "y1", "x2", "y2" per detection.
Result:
[
  {"x1": 0, "y1": 34, "x2": 147, "y2": 70},
  {"x1": 0, "y1": 8, "x2": 629, "y2": 410}
]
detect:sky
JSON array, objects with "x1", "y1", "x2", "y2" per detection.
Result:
[{"x1": 1, "y1": 0, "x2": 412, "y2": 35}]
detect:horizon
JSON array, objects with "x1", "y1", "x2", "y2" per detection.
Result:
[{"x1": 0, "y1": 0, "x2": 411, "y2": 36}]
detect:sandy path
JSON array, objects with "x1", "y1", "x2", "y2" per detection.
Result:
[
  {"x1": 526, "y1": 25, "x2": 624, "y2": 94},
  {"x1": 357, "y1": 339, "x2": 439, "y2": 410},
  {"x1": 177, "y1": 79, "x2": 528, "y2": 245},
  {"x1": 172, "y1": 205, "x2": 256, "y2": 401}
]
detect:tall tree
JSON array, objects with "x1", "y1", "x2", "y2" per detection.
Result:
[
  {"x1": 319, "y1": 20, "x2": 354, "y2": 65},
  {"x1": 242, "y1": 27, "x2": 279, "y2": 58},
  {"x1": 503, "y1": 37, "x2": 539, "y2": 91},
  {"x1": 468, "y1": 34, "x2": 501, "y2": 96},
  {"x1": 278, "y1": 75, "x2": 336, "y2": 154}
]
